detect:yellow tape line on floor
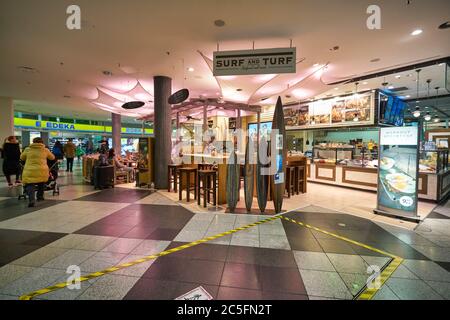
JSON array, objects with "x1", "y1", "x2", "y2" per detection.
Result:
[
  {"x1": 19, "y1": 216, "x2": 281, "y2": 300},
  {"x1": 279, "y1": 216, "x2": 403, "y2": 300}
]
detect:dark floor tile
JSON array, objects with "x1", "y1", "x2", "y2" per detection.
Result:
[
  {"x1": 261, "y1": 291, "x2": 309, "y2": 300},
  {"x1": 286, "y1": 237, "x2": 324, "y2": 252},
  {"x1": 316, "y1": 238, "x2": 357, "y2": 255},
  {"x1": 75, "y1": 188, "x2": 151, "y2": 203},
  {"x1": 0, "y1": 199, "x2": 66, "y2": 222},
  {"x1": 173, "y1": 282, "x2": 219, "y2": 300},
  {"x1": 143, "y1": 256, "x2": 225, "y2": 285},
  {"x1": 426, "y1": 211, "x2": 450, "y2": 219},
  {"x1": 226, "y1": 246, "x2": 260, "y2": 265},
  {"x1": 221, "y1": 262, "x2": 261, "y2": 290},
  {"x1": 352, "y1": 241, "x2": 429, "y2": 260},
  {"x1": 0, "y1": 229, "x2": 44, "y2": 244},
  {"x1": 260, "y1": 266, "x2": 307, "y2": 295},
  {"x1": 124, "y1": 278, "x2": 179, "y2": 300},
  {"x1": 121, "y1": 226, "x2": 157, "y2": 239},
  {"x1": 75, "y1": 223, "x2": 134, "y2": 237},
  {"x1": 168, "y1": 242, "x2": 229, "y2": 262},
  {"x1": 147, "y1": 228, "x2": 181, "y2": 241},
  {"x1": 349, "y1": 243, "x2": 389, "y2": 257},
  {"x1": 0, "y1": 243, "x2": 41, "y2": 265},
  {"x1": 22, "y1": 232, "x2": 66, "y2": 246},
  {"x1": 217, "y1": 287, "x2": 263, "y2": 300},
  {"x1": 256, "y1": 248, "x2": 297, "y2": 268},
  {"x1": 435, "y1": 261, "x2": 450, "y2": 272}
]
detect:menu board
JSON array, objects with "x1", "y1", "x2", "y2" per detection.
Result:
[
  {"x1": 375, "y1": 126, "x2": 420, "y2": 220},
  {"x1": 285, "y1": 92, "x2": 375, "y2": 130}
]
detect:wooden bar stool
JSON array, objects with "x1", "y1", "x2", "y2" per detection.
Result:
[
  {"x1": 168, "y1": 164, "x2": 182, "y2": 192},
  {"x1": 285, "y1": 166, "x2": 296, "y2": 198},
  {"x1": 295, "y1": 166, "x2": 306, "y2": 194},
  {"x1": 197, "y1": 170, "x2": 217, "y2": 208},
  {"x1": 178, "y1": 167, "x2": 197, "y2": 202}
]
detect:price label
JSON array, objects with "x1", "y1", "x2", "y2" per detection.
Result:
[{"x1": 399, "y1": 196, "x2": 414, "y2": 207}]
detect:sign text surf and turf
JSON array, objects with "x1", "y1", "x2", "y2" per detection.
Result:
[{"x1": 213, "y1": 47, "x2": 296, "y2": 76}]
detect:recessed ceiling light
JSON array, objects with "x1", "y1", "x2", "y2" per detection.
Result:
[
  {"x1": 187, "y1": 67, "x2": 194, "y2": 72},
  {"x1": 236, "y1": 88, "x2": 242, "y2": 92},
  {"x1": 395, "y1": 75, "x2": 401, "y2": 79},
  {"x1": 63, "y1": 95, "x2": 71, "y2": 99},
  {"x1": 214, "y1": 19, "x2": 226, "y2": 27},
  {"x1": 313, "y1": 63, "x2": 320, "y2": 67},
  {"x1": 18, "y1": 66, "x2": 39, "y2": 73},
  {"x1": 411, "y1": 29, "x2": 423, "y2": 36},
  {"x1": 438, "y1": 21, "x2": 450, "y2": 29},
  {"x1": 334, "y1": 87, "x2": 339, "y2": 90},
  {"x1": 370, "y1": 58, "x2": 380, "y2": 63},
  {"x1": 362, "y1": 82, "x2": 368, "y2": 85},
  {"x1": 388, "y1": 86, "x2": 394, "y2": 89},
  {"x1": 406, "y1": 95, "x2": 411, "y2": 98},
  {"x1": 102, "y1": 70, "x2": 113, "y2": 76}
]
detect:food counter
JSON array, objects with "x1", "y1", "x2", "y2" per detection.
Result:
[{"x1": 306, "y1": 148, "x2": 450, "y2": 202}]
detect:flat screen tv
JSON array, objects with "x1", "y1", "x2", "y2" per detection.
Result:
[
  {"x1": 379, "y1": 93, "x2": 406, "y2": 127},
  {"x1": 248, "y1": 121, "x2": 272, "y2": 141}
]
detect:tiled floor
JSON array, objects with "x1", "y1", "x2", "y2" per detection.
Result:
[{"x1": 0, "y1": 163, "x2": 449, "y2": 300}]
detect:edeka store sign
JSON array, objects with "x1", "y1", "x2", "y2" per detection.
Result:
[
  {"x1": 13, "y1": 118, "x2": 153, "y2": 135},
  {"x1": 213, "y1": 47, "x2": 296, "y2": 76}
]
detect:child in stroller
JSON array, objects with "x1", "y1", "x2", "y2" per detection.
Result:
[{"x1": 18, "y1": 159, "x2": 60, "y2": 200}]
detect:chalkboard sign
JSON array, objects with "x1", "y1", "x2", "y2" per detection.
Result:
[{"x1": 168, "y1": 89, "x2": 189, "y2": 105}]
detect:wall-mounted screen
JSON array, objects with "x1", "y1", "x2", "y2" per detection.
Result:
[
  {"x1": 379, "y1": 92, "x2": 406, "y2": 126},
  {"x1": 248, "y1": 121, "x2": 272, "y2": 141}
]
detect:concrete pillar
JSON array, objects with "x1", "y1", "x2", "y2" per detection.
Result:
[
  {"x1": 40, "y1": 131, "x2": 49, "y2": 147},
  {"x1": 22, "y1": 131, "x2": 31, "y2": 148},
  {"x1": 112, "y1": 113, "x2": 121, "y2": 155},
  {"x1": 153, "y1": 76, "x2": 172, "y2": 189}
]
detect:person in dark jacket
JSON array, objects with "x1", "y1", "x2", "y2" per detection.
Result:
[
  {"x1": 2, "y1": 136, "x2": 21, "y2": 187},
  {"x1": 52, "y1": 141, "x2": 64, "y2": 160}
]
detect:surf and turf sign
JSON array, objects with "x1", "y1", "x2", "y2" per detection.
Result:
[{"x1": 213, "y1": 47, "x2": 296, "y2": 76}]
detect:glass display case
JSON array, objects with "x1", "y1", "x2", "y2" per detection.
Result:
[
  {"x1": 419, "y1": 149, "x2": 449, "y2": 174},
  {"x1": 312, "y1": 145, "x2": 354, "y2": 164}
]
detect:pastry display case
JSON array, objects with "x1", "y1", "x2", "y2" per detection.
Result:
[
  {"x1": 419, "y1": 149, "x2": 448, "y2": 174},
  {"x1": 312, "y1": 144, "x2": 354, "y2": 165}
]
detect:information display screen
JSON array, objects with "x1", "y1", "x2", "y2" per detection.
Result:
[{"x1": 376, "y1": 126, "x2": 419, "y2": 219}]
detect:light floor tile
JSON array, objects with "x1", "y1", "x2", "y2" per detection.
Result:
[
  {"x1": 114, "y1": 255, "x2": 156, "y2": 277},
  {"x1": 78, "y1": 252, "x2": 126, "y2": 273},
  {"x1": 130, "y1": 240, "x2": 171, "y2": 256},
  {"x1": 299, "y1": 269, "x2": 353, "y2": 300},
  {"x1": 0, "y1": 264, "x2": 35, "y2": 289},
  {"x1": 372, "y1": 284, "x2": 399, "y2": 300},
  {"x1": 402, "y1": 259, "x2": 450, "y2": 282},
  {"x1": 101, "y1": 238, "x2": 144, "y2": 254},
  {"x1": 339, "y1": 273, "x2": 369, "y2": 296},
  {"x1": 391, "y1": 264, "x2": 419, "y2": 280},
  {"x1": 410, "y1": 245, "x2": 450, "y2": 262},
  {"x1": 12, "y1": 247, "x2": 68, "y2": 267},
  {"x1": 47, "y1": 234, "x2": 93, "y2": 249},
  {"x1": 361, "y1": 256, "x2": 391, "y2": 269},
  {"x1": 76, "y1": 235, "x2": 117, "y2": 251},
  {"x1": 76, "y1": 275, "x2": 140, "y2": 300},
  {"x1": 230, "y1": 234, "x2": 260, "y2": 248},
  {"x1": 327, "y1": 253, "x2": 368, "y2": 274},
  {"x1": 425, "y1": 280, "x2": 450, "y2": 299},
  {"x1": 293, "y1": 251, "x2": 335, "y2": 272},
  {"x1": 173, "y1": 230, "x2": 206, "y2": 242},
  {"x1": 259, "y1": 234, "x2": 291, "y2": 250},
  {"x1": 42, "y1": 249, "x2": 96, "y2": 270},
  {"x1": 386, "y1": 278, "x2": 444, "y2": 300}
]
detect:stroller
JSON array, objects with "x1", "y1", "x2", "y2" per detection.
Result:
[{"x1": 18, "y1": 159, "x2": 61, "y2": 200}]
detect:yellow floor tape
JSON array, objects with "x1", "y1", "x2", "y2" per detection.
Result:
[
  {"x1": 20, "y1": 212, "x2": 404, "y2": 300},
  {"x1": 19, "y1": 216, "x2": 281, "y2": 300},
  {"x1": 279, "y1": 216, "x2": 403, "y2": 300}
]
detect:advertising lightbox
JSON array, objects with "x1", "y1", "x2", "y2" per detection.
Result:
[{"x1": 375, "y1": 126, "x2": 420, "y2": 220}]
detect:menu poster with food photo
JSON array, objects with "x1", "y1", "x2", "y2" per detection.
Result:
[
  {"x1": 284, "y1": 104, "x2": 309, "y2": 127},
  {"x1": 344, "y1": 95, "x2": 371, "y2": 123},
  {"x1": 376, "y1": 126, "x2": 420, "y2": 220},
  {"x1": 331, "y1": 99, "x2": 346, "y2": 123}
]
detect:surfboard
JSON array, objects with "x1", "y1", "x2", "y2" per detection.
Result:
[
  {"x1": 256, "y1": 136, "x2": 269, "y2": 213},
  {"x1": 244, "y1": 137, "x2": 255, "y2": 212},
  {"x1": 270, "y1": 96, "x2": 286, "y2": 214},
  {"x1": 226, "y1": 149, "x2": 240, "y2": 212}
]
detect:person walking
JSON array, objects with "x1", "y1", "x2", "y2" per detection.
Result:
[
  {"x1": 2, "y1": 136, "x2": 21, "y2": 187},
  {"x1": 63, "y1": 138, "x2": 76, "y2": 172},
  {"x1": 21, "y1": 137, "x2": 55, "y2": 207},
  {"x1": 52, "y1": 140, "x2": 64, "y2": 160}
]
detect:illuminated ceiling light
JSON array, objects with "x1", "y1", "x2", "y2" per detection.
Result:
[
  {"x1": 334, "y1": 87, "x2": 339, "y2": 90},
  {"x1": 313, "y1": 63, "x2": 320, "y2": 67},
  {"x1": 433, "y1": 116, "x2": 440, "y2": 123},
  {"x1": 395, "y1": 75, "x2": 401, "y2": 79},
  {"x1": 362, "y1": 82, "x2": 368, "y2": 85},
  {"x1": 413, "y1": 107, "x2": 421, "y2": 118},
  {"x1": 424, "y1": 113, "x2": 431, "y2": 121},
  {"x1": 187, "y1": 67, "x2": 194, "y2": 72},
  {"x1": 405, "y1": 95, "x2": 411, "y2": 98},
  {"x1": 411, "y1": 29, "x2": 423, "y2": 36},
  {"x1": 388, "y1": 86, "x2": 394, "y2": 90}
]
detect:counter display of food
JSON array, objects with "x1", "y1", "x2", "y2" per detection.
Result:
[{"x1": 306, "y1": 148, "x2": 450, "y2": 202}]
